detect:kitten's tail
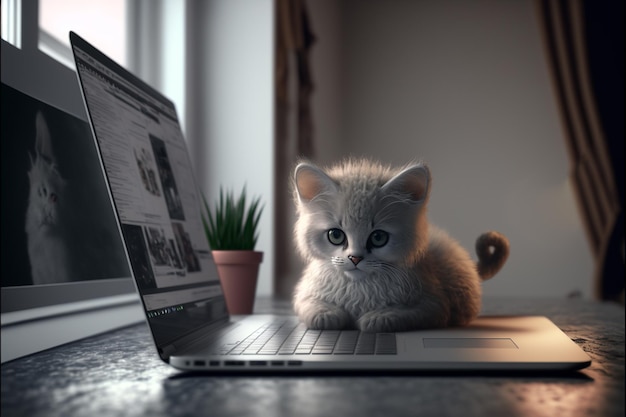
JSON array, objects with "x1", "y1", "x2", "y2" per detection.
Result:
[{"x1": 475, "y1": 231, "x2": 510, "y2": 281}]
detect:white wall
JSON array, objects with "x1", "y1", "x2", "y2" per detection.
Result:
[
  {"x1": 308, "y1": 0, "x2": 594, "y2": 298},
  {"x1": 185, "y1": 0, "x2": 275, "y2": 296}
]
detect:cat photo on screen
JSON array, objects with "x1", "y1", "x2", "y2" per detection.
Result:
[
  {"x1": 1, "y1": 83, "x2": 129, "y2": 287},
  {"x1": 292, "y1": 158, "x2": 510, "y2": 332}
]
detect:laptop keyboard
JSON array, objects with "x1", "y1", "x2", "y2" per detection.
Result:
[{"x1": 210, "y1": 320, "x2": 397, "y2": 356}]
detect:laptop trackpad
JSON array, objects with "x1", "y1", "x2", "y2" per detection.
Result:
[{"x1": 423, "y1": 338, "x2": 518, "y2": 349}]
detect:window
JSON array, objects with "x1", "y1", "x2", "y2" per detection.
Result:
[
  {"x1": 2, "y1": 0, "x2": 186, "y2": 131},
  {"x1": 1, "y1": 0, "x2": 22, "y2": 47},
  {"x1": 39, "y1": 0, "x2": 127, "y2": 68},
  {"x1": 1, "y1": 0, "x2": 141, "y2": 363},
  {"x1": 2, "y1": 0, "x2": 127, "y2": 69}
]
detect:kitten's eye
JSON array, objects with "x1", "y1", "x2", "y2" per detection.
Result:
[
  {"x1": 327, "y1": 228, "x2": 346, "y2": 246},
  {"x1": 368, "y1": 230, "x2": 389, "y2": 248}
]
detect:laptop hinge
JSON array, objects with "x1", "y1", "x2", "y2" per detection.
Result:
[{"x1": 159, "y1": 344, "x2": 176, "y2": 362}]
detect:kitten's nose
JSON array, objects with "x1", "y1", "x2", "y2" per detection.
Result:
[{"x1": 348, "y1": 255, "x2": 363, "y2": 266}]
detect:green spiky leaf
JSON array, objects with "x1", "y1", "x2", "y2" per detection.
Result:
[{"x1": 201, "y1": 186, "x2": 264, "y2": 250}]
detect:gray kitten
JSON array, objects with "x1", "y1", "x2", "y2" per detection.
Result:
[{"x1": 292, "y1": 158, "x2": 509, "y2": 333}]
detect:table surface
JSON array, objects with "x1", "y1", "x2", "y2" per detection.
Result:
[{"x1": 1, "y1": 297, "x2": 624, "y2": 417}]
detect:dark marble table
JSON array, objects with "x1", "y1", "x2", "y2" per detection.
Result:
[{"x1": 1, "y1": 297, "x2": 624, "y2": 417}]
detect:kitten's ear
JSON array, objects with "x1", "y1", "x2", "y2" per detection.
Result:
[
  {"x1": 34, "y1": 111, "x2": 54, "y2": 161},
  {"x1": 382, "y1": 164, "x2": 430, "y2": 203},
  {"x1": 294, "y1": 163, "x2": 338, "y2": 203}
]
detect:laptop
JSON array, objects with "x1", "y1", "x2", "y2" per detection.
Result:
[{"x1": 69, "y1": 32, "x2": 591, "y2": 373}]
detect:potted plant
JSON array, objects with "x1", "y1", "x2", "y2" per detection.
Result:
[{"x1": 202, "y1": 186, "x2": 264, "y2": 314}]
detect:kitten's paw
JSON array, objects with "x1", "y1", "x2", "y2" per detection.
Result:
[
  {"x1": 302, "y1": 306, "x2": 351, "y2": 330},
  {"x1": 357, "y1": 310, "x2": 406, "y2": 333},
  {"x1": 358, "y1": 307, "x2": 448, "y2": 332}
]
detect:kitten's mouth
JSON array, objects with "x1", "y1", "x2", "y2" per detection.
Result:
[
  {"x1": 344, "y1": 268, "x2": 366, "y2": 279},
  {"x1": 38, "y1": 213, "x2": 54, "y2": 229}
]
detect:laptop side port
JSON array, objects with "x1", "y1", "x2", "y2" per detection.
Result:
[{"x1": 223, "y1": 361, "x2": 245, "y2": 366}]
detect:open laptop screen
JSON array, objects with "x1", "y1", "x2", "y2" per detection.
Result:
[{"x1": 70, "y1": 32, "x2": 228, "y2": 349}]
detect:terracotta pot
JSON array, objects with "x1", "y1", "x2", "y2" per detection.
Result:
[{"x1": 212, "y1": 250, "x2": 263, "y2": 315}]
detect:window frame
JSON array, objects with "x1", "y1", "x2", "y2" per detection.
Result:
[{"x1": 1, "y1": 0, "x2": 142, "y2": 364}]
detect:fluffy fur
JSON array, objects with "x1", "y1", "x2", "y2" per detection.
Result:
[
  {"x1": 25, "y1": 111, "x2": 128, "y2": 285},
  {"x1": 292, "y1": 158, "x2": 509, "y2": 332},
  {"x1": 25, "y1": 111, "x2": 72, "y2": 284}
]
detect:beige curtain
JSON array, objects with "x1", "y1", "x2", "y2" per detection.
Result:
[
  {"x1": 274, "y1": 0, "x2": 316, "y2": 298},
  {"x1": 534, "y1": 0, "x2": 624, "y2": 302}
]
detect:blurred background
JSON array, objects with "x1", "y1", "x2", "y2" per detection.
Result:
[{"x1": 4, "y1": 0, "x2": 622, "y2": 302}]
